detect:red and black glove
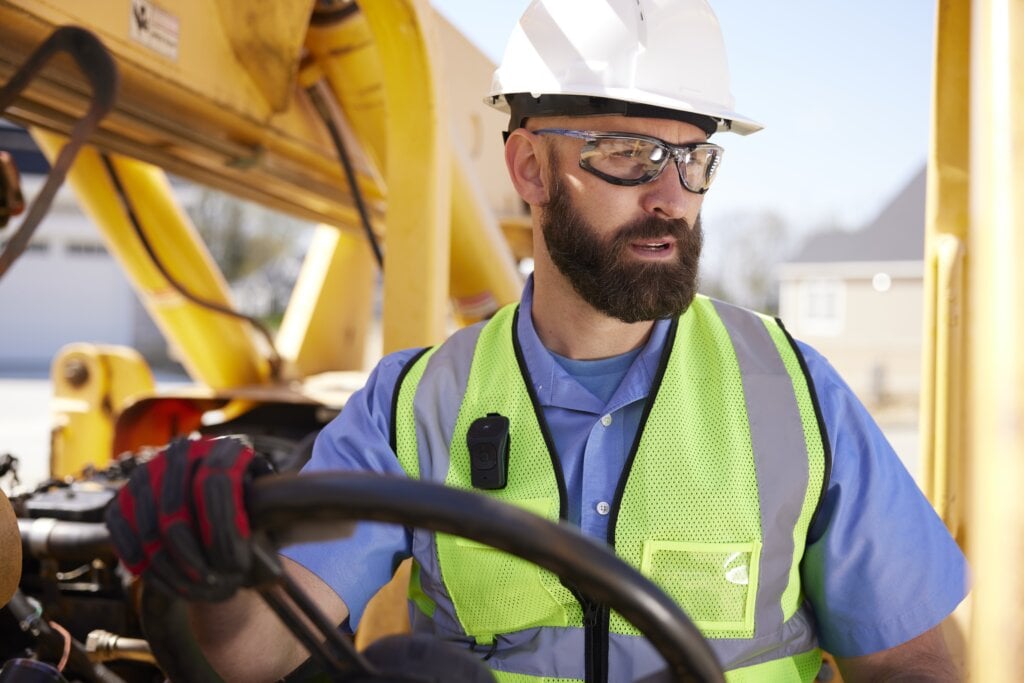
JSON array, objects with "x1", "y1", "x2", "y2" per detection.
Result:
[{"x1": 105, "y1": 436, "x2": 266, "y2": 601}]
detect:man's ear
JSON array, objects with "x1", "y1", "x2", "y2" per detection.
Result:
[{"x1": 505, "y1": 129, "x2": 548, "y2": 206}]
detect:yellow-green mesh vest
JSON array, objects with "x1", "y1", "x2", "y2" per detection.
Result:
[{"x1": 394, "y1": 297, "x2": 828, "y2": 682}]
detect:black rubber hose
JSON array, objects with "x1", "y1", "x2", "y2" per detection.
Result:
[
  {"x1": 305, "y1": 82, "x2": 384, "y2": 270},
  {"x1": 0, "y1": 27, "x2": 119, "y2": 280},
  {"x1": 99, "y1": 154, "x2": 283, "y2": 380}
]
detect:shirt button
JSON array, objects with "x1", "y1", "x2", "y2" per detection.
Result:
[
  {"x1": 596, "y1": 501, "x2": 611, "y2": 515},
  {"x1": 600, "y1": 414, "x2": 613, "y2": 427}
]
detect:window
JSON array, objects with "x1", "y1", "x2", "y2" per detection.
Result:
[
  {"x1": 0, "y1": 239, "x2": 50, "y2": 255},
  {"x1": 798, "y1": 278, "x2": 845, "y2": 336},
  {"x1": 65, "y1": 241, "x2": 108, "y2": 256}
]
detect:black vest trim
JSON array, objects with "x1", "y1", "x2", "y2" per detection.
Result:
[
  {"x1": 608, "y1": 316, "x2": 681, "y2": 546},
  {"x1": 389, "y1": 346, "x2": 434, "y2": 455},
  {"x1": 509, "y1": 305, "x2": 571, "y2": 522}
]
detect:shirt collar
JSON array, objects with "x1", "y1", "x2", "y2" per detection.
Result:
[{"x1": 515, "y1": 275, "x2": 673, "y2": 414}]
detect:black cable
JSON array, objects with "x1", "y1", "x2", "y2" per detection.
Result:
[
  {"x1": 98, "y1": 154, "x2": 282, "y2": 380},
  {"x1": 305, "y1": 81, "x2": 384, "y2": 269},
  {"x1": 0, "y1": 27, "x2": 119, "y2": 281}
]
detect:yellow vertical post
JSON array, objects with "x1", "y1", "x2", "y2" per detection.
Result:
[
  {"x1": 304, "y1": 9, "x2": 389, "y2": 176},
  {"x1": 31, "y1": 132, "x2": 272, "y2": 388},
  {"x1": 276, "y1": 225, "x2": 376, "y2": 375},
  {"x1": 360, "y1": 0, "x2": 451, "y2": 353},
  {"x1": 920, "y1": 0, "x2": 971, "y2": 540},
  {"x1": 305, "y1": 6, "x2": 521, "y2": 331},
  {"x1": 344, "y1": 0, "x2": 450, "y2": 648},
  {"x1": 967, "y1": 0, "x2": 1024, "y2": 678}
]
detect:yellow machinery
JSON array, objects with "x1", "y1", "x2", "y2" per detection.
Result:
[{"x1": 0, "y1": 0, "x2": 1022, "y2": 678}]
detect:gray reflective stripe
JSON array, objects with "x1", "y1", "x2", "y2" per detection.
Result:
[
  {"x1": 409, "y1": 617, "x2": 660, "y2": 681},
  {"x1": 403, "y1": 322, "x2": 488, "y2": 640},
  {"x1": 410, "y1": 529, "x2": 467, "y2": 637},
  {"x1": 711, "y1": 299, "x2": 814, "y2": 661},
  {"x1": 410, "y1": 322, "x2": 486, "y2": 483},
  {"x1": 411, "y1": 614, "x2": 817, "y2": 680},
  {"x1": 709, "y1": 606, "x2": 820, "y2": 670}
]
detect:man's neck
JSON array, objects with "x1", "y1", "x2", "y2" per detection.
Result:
[{"x1": 530, "y1": 270, "x2": 655, "y2": 360}]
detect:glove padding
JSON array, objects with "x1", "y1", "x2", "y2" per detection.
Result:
[{"x1": 105, "y1": 436, "x2": 263, "y2": 601}]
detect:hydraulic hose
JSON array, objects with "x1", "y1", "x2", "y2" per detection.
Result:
[
  {"x1": 305, "y1": 79, "x2": 384, "y2": 269},
  {"x1": 98, "y1": 154, "x2": 283, "y2": 380},
  {"x1": 7, "y1": 591, "x2": 126, "y2": 683}
]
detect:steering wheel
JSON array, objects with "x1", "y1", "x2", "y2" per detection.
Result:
[{"x1": 139, "y1": 472, "x2": 725, "y2": 682}]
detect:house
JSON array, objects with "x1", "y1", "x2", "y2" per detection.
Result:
[{"x1": 777, "y1": 167, "x2": 926, "y2": 471}]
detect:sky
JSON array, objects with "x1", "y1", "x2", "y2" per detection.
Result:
[{"x1": 429, "y1": 0, "x2": 937, "y2": 237}]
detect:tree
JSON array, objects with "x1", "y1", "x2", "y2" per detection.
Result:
[
  {"x1": 185, "y1": 187, "x2": 311, "y2": 322},
  {"x1": 187, "y1": 189, "x2": 295, "y2": 281},
  {"x1": 702, "y1": 210, "x2": 792, "y2": 314}
]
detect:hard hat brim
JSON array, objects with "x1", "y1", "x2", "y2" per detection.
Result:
[{"x1": 487, "y1": 90, "x2": 763, "y2": 136}]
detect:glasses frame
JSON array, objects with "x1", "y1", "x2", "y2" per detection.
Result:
[{"x1": 532, "y1": 128, "x2": 724, "y2": 195}]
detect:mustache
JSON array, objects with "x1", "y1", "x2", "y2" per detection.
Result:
[{"x1": 611, "y1": 215, "x2": 695, "y2": 244}]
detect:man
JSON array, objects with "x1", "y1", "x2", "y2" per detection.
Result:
[{"x1": 105, "y1": 1, "x2": 967, "y2": 681}]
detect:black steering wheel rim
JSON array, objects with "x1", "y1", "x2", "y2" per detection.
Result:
[{"x1": 141, "y1": 472, "x2": 724, "y2": 682}]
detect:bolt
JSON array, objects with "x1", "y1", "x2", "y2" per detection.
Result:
[{"x1": 63, "y1": 358, "x2": 89, "y2": 388}]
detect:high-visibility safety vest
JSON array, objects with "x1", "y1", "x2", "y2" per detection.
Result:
[{"x1": 393, "y1": 296, "x2": 829, "y2": 683}]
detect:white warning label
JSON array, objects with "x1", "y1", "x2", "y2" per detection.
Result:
[{"x1": 129, "y1": 0, "x2": 180, "y2": 61}]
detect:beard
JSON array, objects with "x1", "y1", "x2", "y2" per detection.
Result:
[{"x1": 539, "y1": 174, "x2": 703, "y2": 323}]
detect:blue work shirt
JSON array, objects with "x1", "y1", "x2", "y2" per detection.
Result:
[{"x1": 283, "y1": 279, "x2": 968, "y2": 658}]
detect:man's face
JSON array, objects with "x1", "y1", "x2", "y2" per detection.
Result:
[
  {"x1": 536, "y1": 117, "x2": 706, "y2": 323},
  {"x1": 540, "y1": 171, "x2": 703, "y2": 323}
]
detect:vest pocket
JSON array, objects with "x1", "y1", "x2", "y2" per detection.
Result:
[
  {"x1": 640, "y1": 539, "x2": 761, "y2": 637},
  {"x1": 440, "y1": 497, "x2": 569, "y2": 639}
]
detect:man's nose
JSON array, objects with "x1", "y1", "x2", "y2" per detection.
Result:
[{"x1": 638, "y1": 165, "x2": 703, "y2": 222}]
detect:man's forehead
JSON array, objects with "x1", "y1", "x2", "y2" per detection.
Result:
[{"x1": 527, "y1": 114, "x2": 709, "y2": 143}]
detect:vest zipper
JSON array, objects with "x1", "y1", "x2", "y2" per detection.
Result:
[
  {"x1": 582, "y1": 598, "x2": 609, "y2": 683},
  {"x1": 603, "y1": 318, "x2": 679, "y2": 683},
  {"x1": 511, "y1": 308, "x2": 676, "y2": 682}
]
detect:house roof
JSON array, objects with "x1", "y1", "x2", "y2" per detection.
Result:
[{"x1": 789, "y1": 166, "x2": 926, "y2": 263}]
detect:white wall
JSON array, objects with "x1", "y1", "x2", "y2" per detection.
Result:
[{"x1": 0, "y1": 183, "x2": 139, "y2": 369}]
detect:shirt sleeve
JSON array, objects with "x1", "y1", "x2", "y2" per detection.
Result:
[
  {"x1": 797, "y1": 341, "x2": 969, "y2": 657},
  {"x1": 280, "y1": 347, "x2": 424, "y2": 630}
]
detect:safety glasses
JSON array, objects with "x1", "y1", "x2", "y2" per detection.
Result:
[{"x1": 532, "y1": 128, "x2": 724, "y2": 194}]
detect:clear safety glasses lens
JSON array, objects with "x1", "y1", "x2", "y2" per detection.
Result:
[
  {"x1": 533, "y1": 129, "x2": 724, "y2": 194},
  {"x1": 579, "y1": 135, "x2": 724, "y2": 194}
]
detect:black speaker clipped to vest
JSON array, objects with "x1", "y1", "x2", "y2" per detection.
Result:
[{"x1": 466, "y1": 413, "x2": 510, "y2": 490}]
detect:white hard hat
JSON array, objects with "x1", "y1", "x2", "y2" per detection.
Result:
[{"x1": 487, "y1": 0, "x2": 762, "y2": 136}]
